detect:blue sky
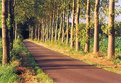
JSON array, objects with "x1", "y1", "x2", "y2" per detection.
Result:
[{"x1": 70, "y1": 1, "x2": 121, "y2": 23}]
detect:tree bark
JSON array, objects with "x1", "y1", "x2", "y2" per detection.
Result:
[
  {"x1": 62, "y1": 11, "x2": 65, "y2": 43},
  {"x1": 32, "y1": 27, "x2": 34, "y2": 40},
  {"x1": 107, "y1": 0, "x2": 115, "y2": 59},
  {"x1": 46, "y1": 20, "x2": 49, "y2": 41},
  {"x1": 2, "y1": 0, "x2": 9, "y2": 65},
  {"x1": 15, "y1": 23, "x2": 18, "y2": 40},
  {"x1": 28, "y1": 26, "x2": 31, "y2": 39},
  {"x1": 40, "y1": 23, "x2": 42, "y2": 40},
  {"x1": 49, "y1": 18, "x2": 51, "y2": 41},
  {"x1": 51, "y1": 14, "x2": 54, "y2": 41},
  {"x1": 66, "y1": 11, "x2": 69, "y2": 45},
  {"x1": 34, "y1": 25, "x2": 38, "y2": 39},
  {"x1": 75, "y1": 0, "x2": 80, "y2": 51},
  {"x1": 58, "y1": 15, "x2": 62, "y2": 41},
  {"x1": 9, "y1": 0, "x2": 15, "y2": 50},
  {"x1": 37, "y1": 25, "x2": 40, "y2": 41},
  {"x1": 84, "y1": 0, "x2": 90, "y2": 53},
  {"x1": 70, "y1": 0, "x2": 75, "y2": 48},
  {"x1": 93, "y1": 0, "x2": 100, "y2": 54},
  {"x1": 45, "y1": 23, "x2": 48, "y2": 41},
  {"x1": 55, "y1": 13, "x2": 59, "y2": 41}
]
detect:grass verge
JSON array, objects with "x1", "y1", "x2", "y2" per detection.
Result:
[
  {"x1": 0, "y1": 39, "x2": 54, "y2": 83},
  {"x1": 20, "y1": 40, "x2": 54, "y2": 83},
  {"x1": 21, "y1": 47, "x2": 54, "y2": 83},
  {"x1": 0, "y1": 65, "x2": 19, "y2": 83}
]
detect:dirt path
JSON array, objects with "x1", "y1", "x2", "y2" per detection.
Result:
[{"x1": 24, "y1": 41, "x2": 121, "y2": 83}]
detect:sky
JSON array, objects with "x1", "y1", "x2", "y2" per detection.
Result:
[
  {"x1": 115, "y1": 0, "x2": 121, "y2": 22},
  {"x1": 69, "y1": 1, "x2": 121, "y2": 23}
]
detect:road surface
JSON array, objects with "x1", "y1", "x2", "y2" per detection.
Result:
[{"x1": 24, "y1": 41, "x2": 121, "y2": 83}]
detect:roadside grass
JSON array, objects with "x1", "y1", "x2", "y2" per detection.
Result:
[
  {"x1": 12, "y1": 39, "x2": 54, "y2": 83},
  {"x1": 30, "y1": 38, "x2": 121, "y2": 74},
  {"x1": 23, "y1": 48, "x2": 54, "y2": 83},
  {"x1": 0, "y1": 38, "x2": 54, "y2": 83},
  {"x1": 0, "y1": 38, "x2": 19, "y2": 83},
  {"x1": 0, "y1": 65, "x2": 19, "y2": 83}
]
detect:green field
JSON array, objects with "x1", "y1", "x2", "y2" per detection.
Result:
[{"x1": 90, "y1": 37, "x2": 121, "y2": 56}]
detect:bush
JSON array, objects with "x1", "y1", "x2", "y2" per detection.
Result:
[
  {"x1": 0, "y1": 39, "x2": 22, "y2": 82},
  {"x1": 0, "y1": 65, "x2": 19, "y2": 83},
  {"x1": 10, "y1": 39, "x2": 25, "y2": 61},
  {"x1": 113, "y1": 56, "x2": 121, "y2": 65},
  {"x1": 89, "y1": 37, "x2": 121, "y2": 56}
]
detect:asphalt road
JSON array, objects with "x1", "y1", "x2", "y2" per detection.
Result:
[{"x1": 24, "y1": 41, "x2": 121, "y2": 83}]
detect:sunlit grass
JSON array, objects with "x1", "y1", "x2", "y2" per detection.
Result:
[
  {"x1": 0, "y1": 38, "x2": 54, "y2": 83},
  {"x1": 25, "y1": 52, "x2": 54, "y2": 83},
  {"x1": 12, "y1": 39, "x2": 54, "y2": 83},
  {"x1": 0, "y1": 38, "x2": 19, "y2": 83},
  {"x1": 0, "y1": 65, "x2": 19, "y2": 83}
]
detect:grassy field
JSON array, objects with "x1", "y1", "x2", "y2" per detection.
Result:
[{"x1": 90, "y1": 37, "x2": 121, "y2": 56}]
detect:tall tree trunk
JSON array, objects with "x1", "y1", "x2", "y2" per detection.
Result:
[
  {"x1": 36, "y1": 24, "x2": 39, "y2": 40},
  {"x1": 46, "y1": 22, "x2": 49, "y2": 40},
  {"x1": 15, "y1": 23, "x2": 18, "y2": 40},
  {"x1": 28, "y1": 26, "x2": 31, "y2": 39},
  {"x1": 36, "y1": 27, "x2": 38, "y2": 40},
  {"x1": 93, "y1": 0, "x2": 100, "y2": 54},
  {"x1": 39, "y1": 23, "x2": 42, "y2": 40},
  {"x1": 75, "y1": 0, "x2": 80, "y2": 51},
  {"x1": 62, "y1": 11, "x2": 65, "y2": 43},
  {"x1": 41, "y1": 24, "x2": 43, "y2": 41},
  {"x1": 42, "y1": 23, "x2": 44, "y2": 41},
  {"x1": 45, "y1": 23, "x2": 48, "y2": 42},
  {"x1": 66, "y1": 11, "x2": 69, "y2": 45},
  {"x1": 44, "y1": 23, "x2": 46, "y2": 42},
  {"x1": 34, "y1": 26, "x2": 38, "y2": 39},
  {"x1": 37, "y1": 25, "x2": 40, "y2": 41},
  {"x1": 32, "y1": 27, "x2": 34, "y2": 40},
  {"x1": 70, "y1": 0, "x2": 75, "y2": 48},
  {"x1": 107, "y1": 0, "x2": 115, "y2": 59},
  {"x1": 9, "y1": 0, "x2": 15, "y2": 50},
  {"x1": 84, "y1": 0, "x2": 90, "y2": 53},
  {"x1": 58, "y1": 15, "x2": 62, "y2": 41},
  {"x1": 51, "y1": 14, "x2": 54, "y2": 41},
  {"x1": 2, "y1": 0, "x2": 9, "y2": 65},
  {"x1": 49, "y1": 18, "x2": 52, "y2": 41},
  {"x1": 9, "y1": 0, "x2": 15, "y2": 49},
  {"x1": 55, "y1": 13, "x2": 59, "y2": 41}
]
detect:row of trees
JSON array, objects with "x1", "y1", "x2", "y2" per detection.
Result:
[
  {"x1": 1, "y1": 0, "x2": 15, "y2": 64},
  {"x1": 1, "y1": 0, "x2": 120, "y2": 65},
  {"x1": 28, "y1": 0, "x2": 116, "y2": 59}
]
